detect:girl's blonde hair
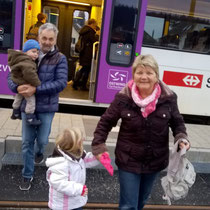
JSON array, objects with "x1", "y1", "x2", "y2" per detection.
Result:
[
  {"x1": 132, "y1": 54, "x2": 159, "y2": 79},
  {"x1": 55, "y1": 128, "x2": 84, "y2": 158}
]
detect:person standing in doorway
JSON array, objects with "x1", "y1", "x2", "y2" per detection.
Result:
[
  {"x1": 8, "y1": 23, "x2": 68, "y2": 191},
  {"x1": 73, "y1": 18, "x2": 99, "y2": 90},
  {"x1": 26, "y1": 13, "x2": 47, "y2": 41}
]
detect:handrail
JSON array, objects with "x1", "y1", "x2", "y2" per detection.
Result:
[{"x1": 92, "y1": 41, "x2": 99, "y2": 59}]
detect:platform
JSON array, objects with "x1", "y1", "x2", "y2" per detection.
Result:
[
  {"x1": 1, "y1": 108, "x2": 210, "y2": 167},
  {"x1": 1, "y1": 108, "x2": 210, "y2": 207}
]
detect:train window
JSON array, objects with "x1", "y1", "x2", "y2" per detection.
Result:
[
  {"x1": 107, "y1": 0, "x2": 140, "y2": 66},
  {"x1": 143, "y1": 16, "x2": 164, "y2": 46},
  {"x1": 143, "y1": 0, "x2": 210, "y2": 54},
  {"x1": 0, "y1": 0, "x2": 15, "y2": 52},
  {"x1": 43, "y1": 6, "x2": 59, "y2": 27},
  {"x1": 71, "y1": 10, "x2": 89, "y2": 57}
]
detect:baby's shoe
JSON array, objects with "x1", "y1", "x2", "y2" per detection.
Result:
[
  {"x1": 11, "y1": 109, "x2": 21, "y2": 120},
  {"x1": 26, "y1": 114, "x2": 41, "y2": 126}
]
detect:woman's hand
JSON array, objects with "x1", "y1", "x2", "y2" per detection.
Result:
[
  {"x1": 95, "y1": 151, "x2": 109, "y2": 161},
  {"x1": 179, "y1": 140, "x2": 190, "y2": 151},
  {"x1": 95, "y1": 153, "x2": 102, "y2": 161}
]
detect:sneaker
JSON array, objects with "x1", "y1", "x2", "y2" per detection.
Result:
[
  {"x1": 11, "y1": 109, "x2": 21, "y2": 120},
  {"x1": 27, "y1": 118, "x2": 42, "y2": 126},
  {"x1": 34, "y1": 153, "x2": 44, "y2": 164},
  {"x1": 19, "y1": 177, "x2": 33, "y2": 191},
  {"x1": 26, "y1": 114, "x2": 41, "y2": 126}
]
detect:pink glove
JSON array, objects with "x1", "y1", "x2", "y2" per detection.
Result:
[{"x1": 99, "y1": 152, "x2": 114, "y2": 176}]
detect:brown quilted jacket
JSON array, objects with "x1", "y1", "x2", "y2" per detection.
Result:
[
  {"x1": 8, "y1": 49, "x2": 41, "y2": 86},
  {"x1": 92, "y1": 81, "x2": 188, "y2": 174}
]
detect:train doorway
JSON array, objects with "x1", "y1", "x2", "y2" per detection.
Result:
[{"x1": 42, "y1": 0, "x2": 103, "y2": 101}]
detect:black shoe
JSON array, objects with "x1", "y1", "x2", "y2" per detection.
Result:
[
  {"x1": 11, "y1": 109, "x2": 21, "y2": 120},
  {"x1": 80, "y1": 86, "x2": 89, "y2": 91},
  {"x1": 72, "y1": 84, "x2": 78, "y2": 90},
  {"x1": 26, "y1": 114, "x2": 41, "y2": 126},
  {"x1": 34, "y1": 153, "x2": 44, "y2": 164},
  {"x1": 19, "y1": 177, "x2": 33, "y2": 191}
]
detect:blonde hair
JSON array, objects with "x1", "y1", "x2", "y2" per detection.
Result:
[
  {"x1": 132, "y1": 54, "x2": 159, "y2": 79},
  {"x1": 55, "y1": 128, "x2": 84, "y2": 157}
]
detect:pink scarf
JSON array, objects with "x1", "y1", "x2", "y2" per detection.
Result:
[{"x1": 128, "y1": 80, "x2": 161, "y2": 118}]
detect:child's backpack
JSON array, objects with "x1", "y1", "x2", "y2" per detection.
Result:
[
  {"x1": 26, "y1": 24, "x2": 39, "y2": 41},
  {"x1": 75, "y1": 35, "x2": 85, "y2": 53}
]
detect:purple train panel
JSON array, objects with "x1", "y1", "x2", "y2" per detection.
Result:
[
  {"x1": 95, "y1": 0, "x2": 148, "y2": 104},
  {"x1": 0, "y1": 0, "x2": 23, "y2": 95}
]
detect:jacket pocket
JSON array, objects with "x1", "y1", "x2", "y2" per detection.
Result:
[
  {"x1": 121, "y1": 111, "x2": 134, "y2": 120},
  {"x1": 115, "y1": 141, "x2": 131, "y2": 165},
  {"x1": 152, "y1": 147, "x2": 168, "y2": 158},
  {"x1": 120, "y1": 111, "x2": 141, "y2": 131},
  {"x1": 151, "y1": 147, "x2": 169, "y2": 169},
  {"x1": 152, "y1": 110, "x2": 171, "y2": 135},
  {"x1": 130, "y1": 146, "x2": 146, "y2": 160}
]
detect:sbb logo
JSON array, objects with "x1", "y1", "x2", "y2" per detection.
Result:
[{"x1": 163, "y1": 71, "x2": 203, "y2": 88}]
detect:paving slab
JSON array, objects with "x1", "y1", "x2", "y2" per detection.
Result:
[{"x1": 1, "y1": 108, "x2": 210, "y2": 164}]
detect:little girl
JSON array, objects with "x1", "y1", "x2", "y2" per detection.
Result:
[{"x1": 46, "y1": 128, "x2": 99, "y2": 210}]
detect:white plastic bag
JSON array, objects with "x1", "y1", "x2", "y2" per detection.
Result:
[{"x1": 161, "y1": 141, "x2": 196, "y2": 205}]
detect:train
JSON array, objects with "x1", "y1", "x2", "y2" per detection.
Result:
[{"x1": 1, "y1": 0, "x2": 210, "y2": 122}]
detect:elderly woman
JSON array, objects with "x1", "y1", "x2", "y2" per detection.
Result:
[{"x1": 91, "y1": 54, "x2": 190, "y2": 210}]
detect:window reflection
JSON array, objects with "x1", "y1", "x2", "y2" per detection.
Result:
[
  {"x1": 108, "y1": 0, "x2": 140, "y2": 65},
  {"x1": 43, "y1": 7, "x2": 59, "y2": 27},
  {"x1": 143, "y1": 0, "x2": 210, "y2": 54},
  {"x1": 0, "y1": 0, "x2": 14, "y2": 51}
]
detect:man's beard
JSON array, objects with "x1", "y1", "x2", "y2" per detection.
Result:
[{"x1": 42, "y1": 45, "x2": 52, "y2": 53}]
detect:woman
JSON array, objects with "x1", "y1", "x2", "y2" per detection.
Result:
[
  {"x1": 26, "y1": 13, "x2": 47, "y2": 41},
  {"x1": 91, "y1": 54, "x2": 190, "y2": 210},
  {"x1": 73, "y1": 18, "x2": 99, "y2": 90}
]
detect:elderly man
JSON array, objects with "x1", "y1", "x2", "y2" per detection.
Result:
[{"x1": 8, "y1": 23, "x2": 68, "y2": 191}]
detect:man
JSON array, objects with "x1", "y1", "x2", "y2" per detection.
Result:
[
  {"x1": 73, "y1": 18, "x2": 99, "y2": 90},
  {"x1": 8, "y1": 23, "x2": 68, "y2": 191},
  {"x1": 26, "y1": 13, "x2": 47, "y2": 40}
]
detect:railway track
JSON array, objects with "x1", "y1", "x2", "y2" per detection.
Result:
[{"x1": 0, "y1": 201, "x2": 210, "y2": 210}]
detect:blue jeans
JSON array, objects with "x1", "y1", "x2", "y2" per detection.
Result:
[
  {"x1": 118, "y1": 168, "x2": 158, "y2": 210},
  {"x1": 21, "y1": 112, "x2": 55, "y2": 178}
]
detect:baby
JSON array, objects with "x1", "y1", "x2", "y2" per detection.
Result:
[{"x1": 8, "y1": 39, "x2": 41, "y2": 126}]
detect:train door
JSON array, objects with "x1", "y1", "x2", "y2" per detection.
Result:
[
  {"x1": 0, "y1": 0, "x2": 24, "y2": 96},
  {"x1": 94, "y1": 0, "x2": 148, "y2": 103},
  {"x1": 42, "y1": 0, "x2": 91, "y2": 82},
  {"x1": 42, "y1": 0, "x2": 103, "y2": 101}
]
